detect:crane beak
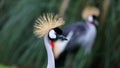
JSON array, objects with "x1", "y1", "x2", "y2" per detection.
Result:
[
  {"x1": 58, "y1": 35, "x2": 67, "y2": 40},
  {"x1": 94, "y1": 20, "x2": 99, "y2": 26}
]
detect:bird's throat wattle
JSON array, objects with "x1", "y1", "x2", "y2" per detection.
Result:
[
  {"x1": 90, "y1": 22, "x2": 94, "y2": 25},
  {"x1": 50, "y1": 41, "x2": 55, "y2": 48}
]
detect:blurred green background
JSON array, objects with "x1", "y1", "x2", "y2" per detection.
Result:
[{"x1": 0, "y1": 0, "x2": 120, "y2": 68}]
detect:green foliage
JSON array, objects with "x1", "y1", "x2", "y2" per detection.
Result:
[
  {"x1": 0, "y1": 0, "x2": 120, "y2": 68},
  {"x1": 0, "y1": 64, "x2": 16, "y2": 68}
]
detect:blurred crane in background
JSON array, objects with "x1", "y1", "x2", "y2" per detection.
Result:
[{"x1": 54, "y1": 6, "x2": 100, "y2": 67}]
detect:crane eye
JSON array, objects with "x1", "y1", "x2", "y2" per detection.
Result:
[{"x1": 48, "y1": 30, "x2": 56, "y2": 39}]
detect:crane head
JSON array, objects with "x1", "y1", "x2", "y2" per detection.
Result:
[
  {"x1": 81, "y1": 6, "x2": 100, "y2": 26},
  {"x1": 87, "y1": 15, "x2": 99, "y2": 26},
  {"x1": 48, "y1": 27, "x2": 67, "y2": 41}
]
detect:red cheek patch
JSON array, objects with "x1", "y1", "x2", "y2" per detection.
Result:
[
  {"x1": 90, "y1": 22, "x2": 94, "y2": 25},
  {"x1": 50, "y1": 41, "x2": 55, "y2": 48}
]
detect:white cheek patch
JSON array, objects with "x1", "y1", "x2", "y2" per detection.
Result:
[
  {"x1": 88, "y1": 16, "x2": 93, "y2": 22},
  {"x1": 49, "y1": 30, "x2": 56, "y2": 39}
]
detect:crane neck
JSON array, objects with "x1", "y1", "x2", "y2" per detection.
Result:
[{"x1": 44, "y1": 35, "x2": 55, "y2": 68}]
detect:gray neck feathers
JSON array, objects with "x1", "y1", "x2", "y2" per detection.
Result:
[{"x1": 44, "y1": 35, "x2": 55, "y2": 68}]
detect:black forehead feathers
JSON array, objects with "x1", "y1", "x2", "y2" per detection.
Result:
[{"x1": 53, "y1": 27, "x2": 63, "y2": 34}]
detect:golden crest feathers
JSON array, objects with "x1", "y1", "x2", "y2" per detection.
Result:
[
  {"x1": 34, "y1": 13, "x2": 64, "y2": 37},
  {"x1": 82, "y1": 6, "x2": 100, "y2": 20}
]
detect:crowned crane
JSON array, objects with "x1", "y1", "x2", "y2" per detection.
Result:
[
  {"x1": 34, "y1": 13, "x2": 73, "y2": 68},
  {"x1": 53, "y1": 6, "x2": 100, "y2": 67}
]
